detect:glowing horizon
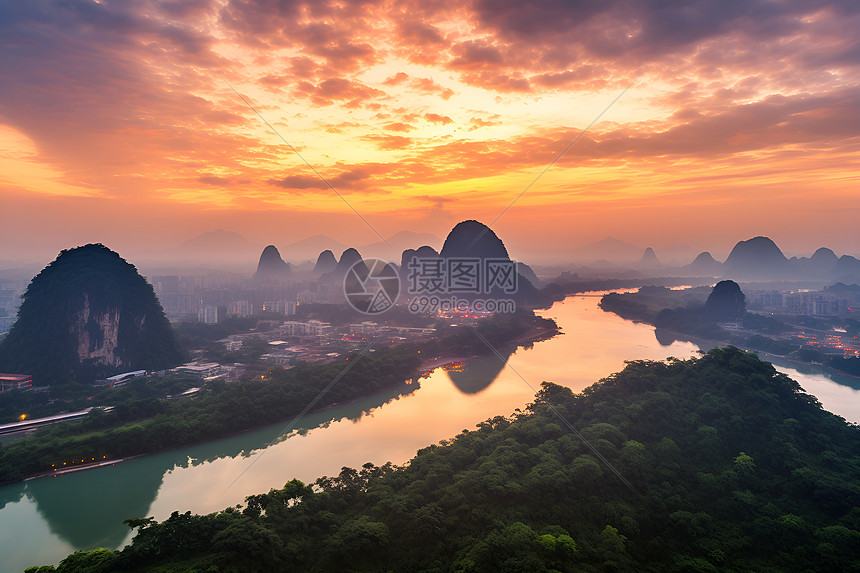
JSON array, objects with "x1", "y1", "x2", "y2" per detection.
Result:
[{"x1": 2, "y1": 0, "x2": 860, "y2": 264}]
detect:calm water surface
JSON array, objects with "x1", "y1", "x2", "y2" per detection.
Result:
[{"x1": 1, "y1": 293, "x2": 857, "y2": 571}]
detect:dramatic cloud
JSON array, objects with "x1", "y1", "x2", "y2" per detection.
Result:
[
  {"x1": 2, "y1": 0, "x2": 859, "y2": 257},
  {"x1": 424, "y1": 113, "x2": 455, "y2": 125},
  {"x1": 268, "y1": 167, "x2": 372, "y2": 191}
]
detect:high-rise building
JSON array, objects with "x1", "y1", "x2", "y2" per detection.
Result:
[
  {"x1": 229, "y1": 300, "x2": 253, "y2": 317},
  {"x1": 199, "y1": 305, "x2": 219, "y2": 324}
]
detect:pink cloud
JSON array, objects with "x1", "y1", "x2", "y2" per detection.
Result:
[{"x1": 424, "y1": 113, "x2": 454, "y2": 125}]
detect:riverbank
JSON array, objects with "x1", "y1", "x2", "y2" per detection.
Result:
[
  {"x1": 597, "y1": 289, "x2": 860, "y2": 381},
  {"x1": 418, "y1": 325, "x2": 559, "y2": 372},
  {"x1": 24, "y1": 456, "x2": 131, "y2": 481},
  {"x1": 1, "y1": 315, "x2": 559, "y2": 486}
]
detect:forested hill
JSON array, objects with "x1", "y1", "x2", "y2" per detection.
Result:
[
  {"x1": 0, "y1": 244, "x2": 184, "y2": 384},
  {"x1": 34, "y1": 347, "x2": 860, "y2": 572}
]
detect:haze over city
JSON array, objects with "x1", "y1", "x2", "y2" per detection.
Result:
[{"x1": 2, "y1": 0, "x2": 860, "y2": 267}]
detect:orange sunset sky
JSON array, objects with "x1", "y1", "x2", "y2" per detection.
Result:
[{"x1": 1, "y1": 0, "x2": 859, "y2": 265}]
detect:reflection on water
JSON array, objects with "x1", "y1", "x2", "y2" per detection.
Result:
[
  {"x1": 0, "y1": 381, "x2": 416, "y2": 571},
  {"x1": 28, "y1": 458, "x2": 164, "y2": 549},
  {"x1": 445, "y1": 352, "x2": 512, "y2": 394},
  {"x1": 654, "y1": 328, "x2": 680, "y2": 347},
  {"x1": 0, "y1": 480, "x2": 24, "y2": 512}
]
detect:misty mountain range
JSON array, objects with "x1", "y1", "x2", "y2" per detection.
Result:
[
  {"x1": 250, "y1": 224, "x2": 860, "y2": 286},
  {"x1": 10, "y1": 228, "x2": 853, "y2": 285},
  {"x1": 253, "y1": 221, "x2": 541, "y2": 295},
  {"x1": 171, "y1": 229, "x2": 444, "y2": 264}
]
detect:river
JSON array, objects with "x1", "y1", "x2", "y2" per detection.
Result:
[{"x1": 1, "y1": 293, "x2": 858, "y2": 571}]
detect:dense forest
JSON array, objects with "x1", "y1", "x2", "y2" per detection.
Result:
[
  {"x1": 28, "y1": 347, "x2": 860, "y2": 572},
  {"x1": 0, "y1": 310, "x2": 555, "y2": 485}
]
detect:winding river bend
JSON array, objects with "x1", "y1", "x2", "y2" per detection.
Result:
[{"x1": 1, "y1": 293, "x2": 858, "y2": 571}]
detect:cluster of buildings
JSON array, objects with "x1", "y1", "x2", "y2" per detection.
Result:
[
  {"x1": 168, "y1": 361, "x2": 245, "y2": 381},
  {"x1": 749, "y1": 290, "x2": 853, "y2": 317},
  {"x1": 213, "y1": 317, "x2": 436, "y2": 370},
  {"x1": 798, "y1": 334, "x2": 860, "y2": 359},
  {"x1": 0, "y1": 373, "x2": 32, "y2": 392},
  {"x1": 150, "y1": 273, "x2": 343, "y2": 323}
]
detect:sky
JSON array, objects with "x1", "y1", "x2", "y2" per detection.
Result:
[{"x1": 1, "y1": 0, "x2": 859, "y2": 266}]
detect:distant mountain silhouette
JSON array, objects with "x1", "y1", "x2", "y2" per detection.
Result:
[
  {"x1": 570, "y1": 237, "x2": 641, "y2": 262},
  {"x1": 401, "y1": 245, "x2": 439, "y2": 272},
  {"x1": 683, "y1": 252, "x2": 723, "y2": 276},
  {"x1": 791, "y1": 247, "x2": 839, "y2": 278},
  {"x1": 336, "y1": 248, "x2": 364, "y2": 273},
  {"x1": 313, "y1": 250, "x2": 338, "y2": 274},
  {"x1": 437, "y1": 220, "x2": 537, "y2": 300},
  {"x1": 320, "y1": 248, "x2": 366, "y2": 283},
  {"x1": 0, "y1": 244, "x2": 183, "y2": 384},
  {"x1": 399, "y1": 246, "x2": 440, "y2": 294},
  {"x1": 811, "y1": 247, "x2": 839, "y2": 267},
  {"x1": 706, "y1": 280, "x2": 746, "y2": 320},
  {"x1": 638, "y1": 247, "x2": 661, "y2": 267},
  {"x1": 283, "y1": 235, "x2": 347, "y2": 262},
  {"x1": 253, "y1": 245, "x2": 291, "y2": 281},
  {"x1": 832, "y1": 255, "x2": 860, "y2": 281},
  {"x1": 439, "y1": 220, "x2": 510, "y2": 260},
  {"x1": 723, "y1": 236, "x2": 790, "y2": 279},
  {"x1": 824, "y1": 282, "x2": 860, "y2": 299}
]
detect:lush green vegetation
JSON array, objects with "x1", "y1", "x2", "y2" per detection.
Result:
[
  {"x1": 0, "y1": 374, "x2": 198, "y2": 425},
  {"x1": 0, "y1": 244, "x2": 184, "y2": 384},
  {"x1": 599, "y1": 286, "x2": 726, "y2": 338},
  {"x1": 0, "y1": 345, "x2": 423, "y2": 485},
  {"x1": 29, "y1": 347, "x2": 860, "y2": 572},
  {"x1": 740, "y1": 313, "x2": 791, "y2": 335},
  {"x1": 742, "y1": 334, "x2": 799, "y2": 356},
  {"x1": 539, "y1": 279, "x2": 711, "y2": 309},
  {"x1": 0, "y1": 310, "x2": 555, "y2": 485},
  {"x1": 599, "y1": 286, "x2": 711, "y2": 322}
]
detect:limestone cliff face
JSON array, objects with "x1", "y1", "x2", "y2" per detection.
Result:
[
  {"x1": 71, "y1": 293, "x2": 122, "y2": 367},
  {"x1": 0, "y1": 244, "x2": 184, "y2": 384}
]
